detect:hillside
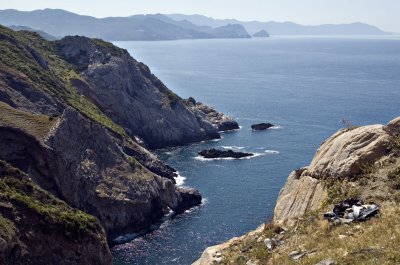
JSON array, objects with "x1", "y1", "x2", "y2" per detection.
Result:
[
  {"x1": 167, "y1": 14, "x2": 389, "y2": 35},
  {"x1": 194, "y1": 117, "x2": 400, "y2": 264},
  {"x1": 0, "y1": 25, "x2": 237, "y2": 263},
  {"x1": 0, "y1": 9, "x2": 251, "y2": 41}
]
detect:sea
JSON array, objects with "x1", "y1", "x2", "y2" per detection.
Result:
[{"x1": 111, "y1": 36, "x2": 400, "y2": 265}]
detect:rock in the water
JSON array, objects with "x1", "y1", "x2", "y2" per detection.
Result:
[
  {"x1": 199, "y1": 148, "x2": 254, "y2": 159},
  {"x1": 176, "y1": 187, "x2": 202, "y2": 213},
  {"x1": 251, "y1": 123, "x2": 274, "y2": 131}
]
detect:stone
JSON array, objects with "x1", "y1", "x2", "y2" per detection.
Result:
[
  {"x1": 315, "y1": 258, "x2": 335, "y2": 265},
  {"x1": 274, "y1": 123, "x2": 391, "y2": 226},
  {"x1": 263, "y1": 238, "x2": 275, "y2": 250},
  {"x1": 198, "y1": 148, "x2": 254, "y2": 159},
  {"x1": 251, "y1": 123, "x2": 274, "y2": 131}
]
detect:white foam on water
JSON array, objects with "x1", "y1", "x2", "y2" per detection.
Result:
[
  {"x1": 264, "y1": 150, "x2": 280, "y2": 154},
  {"x1": 221, "y1": 146, "x2": 245, "y2": 150},
  {"x1": 174, "y1": 172, "x2": 186, "y2": 186},
  {"x1": 270, "y1": 125, "x2": 282, "y2": 129}
]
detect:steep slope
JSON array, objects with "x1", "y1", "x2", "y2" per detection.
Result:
[
  {"x1": 0, "y1": 160, "x2": 112, "y2": 265},
  {"x1": 0, "y1": 9, "x2": 252, "y2": 41},
  {"x1": 194, "y1": 117, "x2": 400, "y2": 265},
  {"x1": 0, "y1": 25, "x2": 233, "y2": 262}
]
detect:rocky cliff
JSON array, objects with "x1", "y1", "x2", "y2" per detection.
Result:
[
  {"x1": 0, "y1": 160, "x2": 113, "y2": 265},
  {"x1": 194, "y1": 117, "x2": 400, "y2": 265},
  {"x1": 0, "y1": 25, "x2": 235, "y2": 263}
]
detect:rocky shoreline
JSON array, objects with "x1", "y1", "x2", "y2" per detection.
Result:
[
  {"x1": 194, "y1": 117, "x2": 400, "y2": 264},
  {"x1": 0, "y1": 25, "x2": 239, "y2": 264}
]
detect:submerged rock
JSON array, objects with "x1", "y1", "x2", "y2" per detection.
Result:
[
  {"x1": 251, "y1": 123, "x2": 274, "y2": 131},
  {"x1": 199, "y1": 148, "x2": 254, "y2": 159}
]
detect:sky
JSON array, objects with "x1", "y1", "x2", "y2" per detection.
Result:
[{"x1": 0, "y1": 0, "x2": 399, "y2": 32}]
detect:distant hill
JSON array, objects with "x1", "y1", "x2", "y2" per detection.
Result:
[
  {"x1": 8, "y1": 25, "x2": 58, "y2": 40},
  {"x1": 253, "y1": 30, "x2": 270, "y2": 38},
  {"x1": 167, "y1": 14, "x2": 388, "y2": 35},
  {"x1": 0, "y1": 9, "x2": 251, "y2": 41}
]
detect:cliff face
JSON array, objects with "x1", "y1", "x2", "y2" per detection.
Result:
[
  {"x1": 0, "y1": 25, "x2": 234, "y2": 262},
  {"x1": 194, "y1": 117, "x2": 400, "y2": 265},
  {"x1": 0, "y1": 160, "x2": 112, "y2": 265},
  {"x1": 56, "y1": 36, "x2": 238, "y2": 148}
]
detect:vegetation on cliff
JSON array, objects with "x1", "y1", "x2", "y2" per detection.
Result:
[{"x1": 0, "y1": 160, "x2": 112, "y2": 264}]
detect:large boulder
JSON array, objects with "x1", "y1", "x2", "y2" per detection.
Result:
[{"x1": 274, "y1": 122, "x2": 393, "y2": 226}]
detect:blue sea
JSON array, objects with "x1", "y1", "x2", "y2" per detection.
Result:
[{"x1": 111, "y1": 36, "x2": 400, "y2": 265}]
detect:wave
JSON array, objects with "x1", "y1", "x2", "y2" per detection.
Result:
[
  {"x1": 184, "y1": 197, "x2": 208, "y2": 213},
  {"x1": 221, "y1": 145, "x2": 245, "y2": 150},
  {"x1": 264, "y1": 150, "x2": 280, "y2": 154},
  {"x1": 174, "y1": 172, "x2": 186, "y2": 186},
  {"x1": 269, "y1": 125, "x2": 282, "y2": 130}
]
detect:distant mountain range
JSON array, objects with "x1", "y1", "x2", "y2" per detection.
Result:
[
  {"x1": 0, "y1": 9, "x2": 388, "y2": 42},
  {"x1": 0, "y1": 9, "x2": 250, "y2": 40},
  {"x1": 167, "y1": 14, "x2": 388, "y2": 35}
]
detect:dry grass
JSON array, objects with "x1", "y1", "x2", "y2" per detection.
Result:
[
  {"x1": 220, "y1": 157, "x2": 400, "y2": 265},
  {"x1": 267, "y1": 203, "x2": 400, "y2": 265},
  {"x1": 0, "y1": 101, "x2": 58, "y2": 141}
]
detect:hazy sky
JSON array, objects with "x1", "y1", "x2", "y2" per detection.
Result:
[{"x1": 1, "y1": 0, "x2": 399, "y2": 32}]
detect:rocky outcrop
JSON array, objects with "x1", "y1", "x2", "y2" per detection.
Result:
[
  {"x1": 274, "y1": 123, "x2": 391, "y2": 226},
  {"x1": 0, "y1": 160, "x2": 112, "y2": 265},
  {"x1": 199, "y1": 148, "x2": 254, "y2": 159},
  {"x1": 195, "y1": 117, "x2": 400, "y2": 264},
  {"x1": 185, "y1": 97, "x2": 239, "y2": 132},
  {"x1": 56, "y1": 36, "x2": 238, "y2": 148},
  {"x1": 0, "y1": 105, "x2": 201, "y2": 240},
  {"x1": 175, "y1": 188, "x2": 202, "y2": 213},
  {"x1": 251, "y1": 123, "x2": 274, "y2": 131},
  {"x1": 273, "y1": 168, "x2": 327, "y2": 227}
]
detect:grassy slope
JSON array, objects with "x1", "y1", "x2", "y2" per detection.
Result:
[
  {"x1": 0, "y1": 25, "x2": 126, "y2": 136},
  {"x1": 0, "y1": 101, "x2": 57, "y2": 141},
  {"x1": 0, "y1": 160, "x2": 106, "y2": 241}
]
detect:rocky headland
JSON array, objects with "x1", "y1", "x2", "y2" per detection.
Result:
[
  {"x1": 0, "y1": 25, "x2": 238, "y2": 264},
  {"x1": 194, "y1": 118, "x2": 400, "y2": 265}
]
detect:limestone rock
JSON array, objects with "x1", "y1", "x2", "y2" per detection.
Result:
[
  {"x1": 275, "y1": 122, "x2": 392, "y2": 226},
  {"x1": 306, "y1": 125, "x2": 390, "y2": 179},
  {"x1": 274, "y1": 169, "x2": 327, "y2": 227}
]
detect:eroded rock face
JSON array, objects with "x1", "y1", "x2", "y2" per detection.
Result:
[
  {"x1": 44, "y1": 108, "x2": 200, "y2": 238},
  {"x1": 306, "y1": 125, "x2": 390, "y2": 179},
  {"x1": 0, "y1": 161, "x2": 112, "y2": 265},
  {"x1": 56, "y1": 36, "x2": 237, "y2": 148},
  {"x1": 274, "y1": 122, "x2": 393, "y2": 226},
  {"x1": 274, "y1": 168, "x2": 327, "y2": 227},
  {"x1": 0, "y1": 107, "x2": 201, "y2": 240}
]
